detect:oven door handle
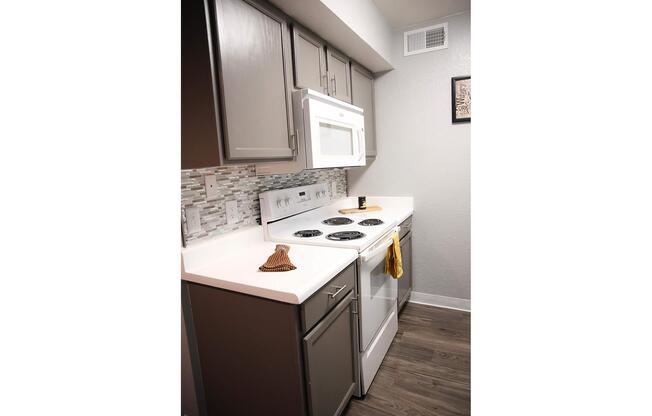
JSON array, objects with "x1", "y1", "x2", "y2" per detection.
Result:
[{"x1": 360, "y1": 226, "x2": 400, "y2": 261}]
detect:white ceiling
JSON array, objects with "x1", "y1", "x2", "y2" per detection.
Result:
[
  {"x1": 372, "y1": 0, "x2": 470, "y2": 29},
  {"x1": 270, "y1": 0, "x2": 395, "y2": 71}
]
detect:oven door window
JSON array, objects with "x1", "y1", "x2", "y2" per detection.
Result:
[{"x1": 359, "y1": 247, "x2": 398, "y2": 351}]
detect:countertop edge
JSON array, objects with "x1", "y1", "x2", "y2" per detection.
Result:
[
  {"x1": 397, "y1": 209, "x2": 414, "y2": 224},
  {"x1": 182, "y1": 251, "x2": 358, "y2": 304}
]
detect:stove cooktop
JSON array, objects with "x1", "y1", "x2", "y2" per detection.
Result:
[
  {"x1": 358, "y1": 218, "x2": 384, "y2": 226},
  {"x1": 322, "y1": 217, "x2": 354, "y2": 226},
  {"x1": 263, "y1": 195, "x2": 397, "y2": 252},
  {"x1": 293, "y1": 229, "x2": 323, "y2": 238},
  {"x1": 326, "y1": 231, "x2": 366, "y2": 241}
]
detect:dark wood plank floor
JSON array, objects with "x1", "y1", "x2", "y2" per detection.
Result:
[{"x1": 344, "y1": 303, "x2": 470, "y2": 416}]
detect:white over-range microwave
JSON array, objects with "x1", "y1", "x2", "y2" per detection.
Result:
[{"x1": 293, "y1": 89, "x2": 366, "y2": 169}]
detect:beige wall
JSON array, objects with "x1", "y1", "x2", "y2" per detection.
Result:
[
  {"x1": 319, "y1": 0, "x2": 393, "y2": 64},
  {"x1": 348, "y1": 11, "x2": 471, "y2": 300}
]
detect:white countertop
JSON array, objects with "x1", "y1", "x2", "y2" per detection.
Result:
[
  {"x1": 333, "y1": 196, "x2": 414, "y2": 224},
  {"x1": 181, "y1": 226, "x2": 358, "y2": 304},
  {"x1": 181, "y1": 195, "x2": 412, "y2": 304}
]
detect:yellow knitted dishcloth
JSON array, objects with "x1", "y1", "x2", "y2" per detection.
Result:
[{"x1": 384, "y1": 231, "x2": 403, "y2": 279}]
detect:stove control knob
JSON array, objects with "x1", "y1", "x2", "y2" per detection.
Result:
[
  {"x1": 284, "y1": 197, "x2": 290, "y2": 206},
  {"x1": 315, "y1": 192, "x2": 321, "y2": 199},
  {"x1": 321, "y1": 190, "x2": 327, "y2": 197}
]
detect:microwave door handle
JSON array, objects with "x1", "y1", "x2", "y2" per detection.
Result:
[{"x1": 357, "y1": 130, "x2": 364, "y2": 161}]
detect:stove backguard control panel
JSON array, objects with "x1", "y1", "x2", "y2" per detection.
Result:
[{"x1": 260, "y1": 183, "x2": 331, "y2": 223}]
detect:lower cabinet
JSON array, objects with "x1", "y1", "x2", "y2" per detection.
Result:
[
  {"x1": 303, "y1": 292, "x2": 357, "y2": 416},
  {"x1": 183, "y1": 262, "x2": 358, "y2": 416}
]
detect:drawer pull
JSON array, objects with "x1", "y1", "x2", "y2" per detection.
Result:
[{"x1": 326, "y1": 284, "x2": 347, "y2": 298}]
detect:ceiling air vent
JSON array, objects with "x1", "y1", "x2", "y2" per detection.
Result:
[{"x1": 404, "y1": 22, "x2": 448, "y2": 56}]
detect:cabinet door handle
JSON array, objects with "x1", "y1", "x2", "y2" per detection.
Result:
[
  {"x1": 322, "y1": 74, "x2": 328, "y2": 91},
  {"x1": 289, "y1": 130, "x2": 298, "y2": 155},
  {"x1": 331, "y1": 76, "x2": 337, "y2": 95},
  {"x1": 327, "y1": 284, "x2": 346, "y2": 298}
]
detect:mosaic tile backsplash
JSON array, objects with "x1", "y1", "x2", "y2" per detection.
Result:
[{"x1": 181, "y1": 165, "x2": 348, "y2": 244}]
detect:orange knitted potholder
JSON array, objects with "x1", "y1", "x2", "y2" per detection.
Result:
[{"x1": 259, "y1": 244, "x2": 297, "y2": 272}]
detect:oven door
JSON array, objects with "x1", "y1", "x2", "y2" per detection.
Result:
[{"x1": 358, "y1": 228, "x2": 399, "y2": 351}]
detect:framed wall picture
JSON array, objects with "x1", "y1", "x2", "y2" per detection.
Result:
[{"x1": 451, "y1": 76, "x2": 471, "y2": 123}]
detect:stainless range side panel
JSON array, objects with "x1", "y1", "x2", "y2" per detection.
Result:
[
  {"x1": 398, "y1": 231, "x2": 412, "y2": 311},
  {"x1": 398, "y1": 216, "x2": 412, "y2": 240},
  {"x1": 398, "y1": 216, "x2": 413, "y2": 311}
]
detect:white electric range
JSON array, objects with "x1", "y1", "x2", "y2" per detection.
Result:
[{"x1": 260, "y1": 183, "x2": 399, "y2": 396}]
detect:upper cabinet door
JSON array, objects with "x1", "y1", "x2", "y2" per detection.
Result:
[
  {"x1": 326, "y1": 47, "x2": 352, "y2": 104},
  {"x1": 350, "y1": 63, "x2": 376, "y2": 158},
  {"x1": 181, "y1": 0, "x2": 222, "y2": 169},
  {"x1": 214, "y1": 0, "x2": 295, "y2": 160},
  {"x1": 292, "y1": 26, "x2": 327, "y2": 94}
]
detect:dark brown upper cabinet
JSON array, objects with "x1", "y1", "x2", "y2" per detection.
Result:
[
  {"x1": 350, "y1": 62, "x2": 376, "y2": 158},
  {"x1": 181, "y1": 0, "x2": 222, "y2": 169},
  {"x1": 292, "y1": 25, "x2": 328, "y2": 94},
  {"x1": 214, "y1": 0, "x2": 296, "y2": 161},
  {"x1": 325, "y1": 46, "x2": 352, "y2": 104}
]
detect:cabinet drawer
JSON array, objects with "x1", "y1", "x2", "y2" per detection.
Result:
[
  {"x1": 399, "y1": 216, "x2": 412, "y2": 240},
  {"x1": 301, "y1": 262, "x2": 355, "y2": 333}
]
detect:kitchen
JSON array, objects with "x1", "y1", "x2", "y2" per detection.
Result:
[
  {"x1": 181, "y1": 0, "x2": 470, "y2": 415},
  {"x1": 5, "y1": 1, "x2": 652, "y2": 415}
]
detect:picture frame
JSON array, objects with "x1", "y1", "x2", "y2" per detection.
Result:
[{"x1": 451, "y1": 76, "x2": 471, "y2": 123}]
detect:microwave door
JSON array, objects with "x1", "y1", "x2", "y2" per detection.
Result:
[
  {"x1": 301, "y1": 92, "x2": 366, "y2": 169},
  {"x1": 308, "y1": 118, "x2": 366, "y2": 168}
]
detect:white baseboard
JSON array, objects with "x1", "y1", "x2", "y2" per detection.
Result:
[{"x1": 408, "y1": 291, "x2": 471, "y2": 312}]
